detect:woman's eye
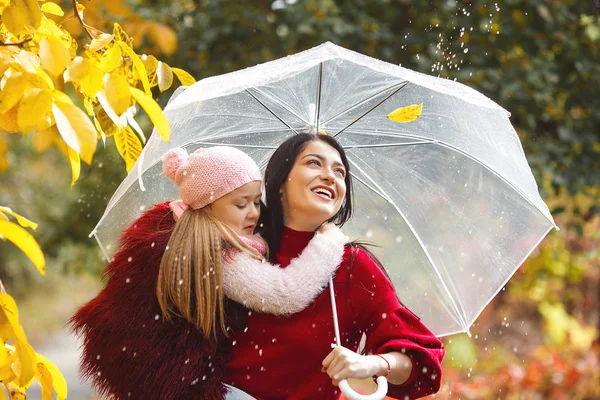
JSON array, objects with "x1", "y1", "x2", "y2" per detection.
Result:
[
  {"x1": 254, "y1": 201, "x2": 261, "y2": 206},
  {"x1": 335, "y1": 169, "x2": 346, "y2": 177},
  {"x1": 307, "y1": 159, "x2": 320, "y2": 166},
  {"x1": 236, "y1": 204, "x2": 246, "y2": 209}
]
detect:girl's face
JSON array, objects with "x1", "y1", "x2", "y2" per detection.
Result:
[
  {"x1": 281, "y1": 141, "x2": 347, "y2": 231},
  {"x1": 210, "y1": 181, "x2": 262, "y2": 236}
]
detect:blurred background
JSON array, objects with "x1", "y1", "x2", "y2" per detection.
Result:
[{"x1": 0, "y1": 0, "x2": 598, "y2": 399}]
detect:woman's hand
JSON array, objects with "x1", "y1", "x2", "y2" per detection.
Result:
[
  {"x1": 318, "y1": 222, "x2": 349, "y2": 247},
  {"x1": 321, "y1": 346, "x2": 387, "y2": 386}
]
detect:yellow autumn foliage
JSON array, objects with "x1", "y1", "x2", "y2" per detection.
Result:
[{"x1": 0, "y1": 1, "x2": 197, "y2": 397}]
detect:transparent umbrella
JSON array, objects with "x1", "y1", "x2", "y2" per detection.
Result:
[{"x1": 91, "y1": 39, "x2": 556, "y2": 361}]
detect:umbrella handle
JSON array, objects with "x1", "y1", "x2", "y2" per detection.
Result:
[{"x1": 339, "y1": 376, "x2": 388, "y2": 400}]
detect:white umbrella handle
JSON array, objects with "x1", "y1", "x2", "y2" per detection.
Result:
[
  {"x1": 339, "y1": 377, "x2": 388, "y2": 400},
  {"x1": 329, "y1": 278, "x2": 388, "y2": 400}
]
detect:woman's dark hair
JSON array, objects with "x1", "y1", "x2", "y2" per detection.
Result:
[{"x1": 258, "y1": 133, "x2": 353, "y2": 260}]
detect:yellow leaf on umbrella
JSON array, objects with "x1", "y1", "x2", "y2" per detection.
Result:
[
  {"x1": 39, "y1": 36, "x2": 71, "y2": 77},
  {"x1": 18, "y1": 88, "x2": 52, "y2": 135},
  {"x1": 2, "y1": 0, "x2": 42, "y2": 36},
  {"x1": 51, "y1": 91, "x2": 97, "y2": 165},
  {"x1": 98, "y1": 44, "x2": 121, "y2": 73},
  {"x1": 40, "y1": 1, "x2": 63, "y2": 16},
  {"x1": 67, "y1": 146, "x2": 80, "y2": 186},
  {"x1": 0, "y1": 207, "x2": 37, "y2": 230},
  {"x1": 0, "y1": 73, "x2": 27, "y2": 115},
  {"x1": 387, "y1": 103, "x2": 423, "y2": 123},
  {"x1": 0, "y1": 222, "x2": 45, "y2": 274},
  {"x1": 88, "y1": 33, "x2": 114, "y2": 52},
  {"x1": 129, "y1": 87, "x2": 170, "y2": 142},
  {"x1": 157, "y1": 61, "x2": 173, "y2": 92},
  {"x1": 114, "y1": 126, "x2": 142, "y2": 172},
  {"x1": 147, "y1": 21, "x2": 177, "y2": 56},
  {"x1": 102, "y1": 72, "x2": 131, "y2": 116},
  {"x1": 0, "y1": 295, "x2": 37, "y2": 385},
  {"x1": 35, "y1": 353, "x2": 68, "y2": 400},
  {"x1": 117, "y1": 40, "x2": 151, "y2": 95},
  {"x1": 171, "y1": 67, "x2": 196, "y2": 86}
]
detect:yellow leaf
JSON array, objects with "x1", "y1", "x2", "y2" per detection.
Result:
[
  {"x1": 387, "y1": 103, "x2": 423, "y2": 123},
  {"x1": 0, "y1": 207, "x2": 37, "y2": 230},
  {"x1": 103, "y1": 73, "x2": 131, "y2": 116},
  {"x1": 98, "y1": 44, "x2": 121, "y2": 73},
  {"x1": 171, "y1": 68, "x2": 196, "y2": 86},
  {"x1": 35, "y1": 353, "x2": 67, "y2": 400},
  {"x1": 39, "y1": 36, "x2": 71, "y2": 77},
  {"x1": 2, "y1": 0, "x2": 42, "y2": 36},
  {"x1": 51, "y1": 91, "x2": 97, "y2": 165},
  {"x1": 0, "y1": 221, "x2": 44, "y2": 274},
  {"x1": 40, "y1": 1, "x2": 64, "y2": 16},
  {"x1": 17, "y1": 88, "x2": 52, "y2": 134},
  {"x1": 129, "y1": 87, "x2": 170, "y2": 142},
  {"x1": 0, "y1": 134, "x2": 8, "y2": 173},
  {"x1": 6, "y1": 382, "x2": 26, "y2": 400},
  {"x1": 114, "y1": 126, "x2": 142, "y2": 171},
  {"x1": 88, "y1": 33, "x2": 114, "y2": 52},
  {"x1": 141, "y1": 54, "x2": 159, "y2": 88},
  {"x1": 0, "y1": 295, "x2": 37, "y2": 385},
  {"x1": 156, "y1": 61, "x2": 173, "y2": 92},
  {"x1": 36, "y1": 363, "x2": 53, "y2": 400},
  {"x1": 116, "y1": 40, "x2": 151, "y2": 95},
  {"x1": 0, "y1": 345, "x2": 17, "y2": 384},
  {"x1": 67, "y1": 146, "x2": 80, "y2": 186},
  {"x1": 0, "y1": 104, "x2": 20, "y2": 133},
  {"x1": 67, "y1": 58, "x2": 103, "y2": 98},
  {"x1": 112, "y1": 22, "x2": 130, "y2": 43},
  {"x1": 33, "y1": 125, "x2": 68, "y2": 158},
  {"x1": 0, "y1": 73, "x2": 27, "y2": 115},
  {"x1": 0, "y1": 305, "x2": 14, "y2": 341},
  {"x1": 27, "y1": 67, "x2": 55, "y2": 91},
  {"x1": 147, "y1": 21, "x2": 178, "y2": 56}
]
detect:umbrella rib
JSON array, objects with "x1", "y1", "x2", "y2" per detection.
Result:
[
  {"x1": 348, "y1": 157, "x2": 470, "y2": 331},
  {"x1": 319, "y1": 80, "x2": 407, "y2": 136},
  {"x1": 343, "y1": 128, "x2": 557, "y2": 228},
  {"x1": 332, "y1": 81, "x2": 409, "y2": 138},
  {"x1": 245, "y1": 89, "x2": 301, "y2": 135},
  {"x1": 192, "y1": 141, "x2": 278, "y2": 150},
  {"x1": 315, "y1": 62, "x2": 323, "y2": 131},
  {"x1": 343, "y1": 140, "x2": 435, "y2": 149},
  {"x1": 322, "y1": 80, "x2": 408, "y2": 126},
  {"x1": 248, "y1": 87, "x2": 311, "y2": 125}
]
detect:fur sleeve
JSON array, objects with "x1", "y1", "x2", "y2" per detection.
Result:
[{"x1": 222, "y1": 232, "x2": 343, "y2": 315}]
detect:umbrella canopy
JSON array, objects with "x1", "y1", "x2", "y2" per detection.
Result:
[{"x1": 91, "y1": 42, "x2": 557, "y2": 338}]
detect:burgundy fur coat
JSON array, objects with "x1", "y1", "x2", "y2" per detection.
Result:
[{"x1": 70, "y1": 202, "x2": 246, "y2": 400}]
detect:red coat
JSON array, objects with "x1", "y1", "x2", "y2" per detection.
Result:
[
  {"x1": 69, "y1": 203, "x2": 245, "y2": 400},
  {"x1": 225, "y1": 227, "x2": 445, "y2": 399}
]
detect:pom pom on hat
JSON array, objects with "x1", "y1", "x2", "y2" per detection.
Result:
[{"x1": 162, "y1": 148, "x2": 188, "y2": 182}]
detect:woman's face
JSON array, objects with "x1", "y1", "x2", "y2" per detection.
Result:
[
  {"x1": 210, "y1": 181, "x2": 262, "y2": 236},
  {"x1": 281, "y1": 140, "x2": 347, "y2": 231}
]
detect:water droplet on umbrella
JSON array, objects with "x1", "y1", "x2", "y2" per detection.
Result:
[
  {"x1": 126, "y1": 278, "x2": 131, "y2": 283},
  {"x1": 155, "y1": 314, "x2": 160, "y2": 320}
]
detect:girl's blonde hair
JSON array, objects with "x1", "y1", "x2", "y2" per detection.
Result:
[{"x1": 157, "y1": 207, "x2": 263, "y2": 339}]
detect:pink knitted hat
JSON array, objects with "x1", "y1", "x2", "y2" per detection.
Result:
[{"x1": 162, "y1": 146, "x2": 262, "y2": 210}]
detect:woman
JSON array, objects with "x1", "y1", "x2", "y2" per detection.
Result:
[
  {"x1": 225, "y1": 133, "x2": 445, "y2": 399},
  {"x1": 70, "y1": 146, "x2": 348, "y2": 399}
]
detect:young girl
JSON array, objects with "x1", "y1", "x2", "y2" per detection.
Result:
[{"x1": 70, "y1": 146, "x2": 348, "y2": 400}]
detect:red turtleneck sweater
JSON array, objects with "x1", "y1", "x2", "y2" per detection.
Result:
[{"x1": 225, "y1": 227, "x2": 445, "y2": 399}]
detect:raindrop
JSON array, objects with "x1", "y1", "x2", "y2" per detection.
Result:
[
  {"x1": 126, "y1": 278, "x2": 131, "y2": 283},
  {"x1": 366, "y1": 230, "x2": 373, "y2": 238},
  {"x1": 127, "y1": 257, "x2": 132, "y2": 262},
  {"x1": 155, "y1": 314, "x2": 160, "y2": 320},
  {"x1": 139, "y1": 205, "x2": 145, "y2": 211},
  {"x1": 395, "y1": 236, "x2": 403, "y2": 243},
  {"x1": 178, "y1": 279, "x2": 184, "y2": 285},
  {"x1": 151, "y1": 242, "x2": 155, "y2": 247},
  {"x1": 382, "y1": 313, "x2": 387, "y2": 319},
  {"x1": 96, "y1": 355, "x2": 101, "y2": 360},
  {"x1": 232, "y1": 340, "x2": 237, "y2": 346},
  {"x1": 122, "y1": 347, "x2": 126, "y2": 352},
  {"x1": 464, "y1": 48, "x2": 469, "y2": 54}
]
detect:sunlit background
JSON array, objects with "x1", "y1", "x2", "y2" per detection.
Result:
[{"x1": 1, "y1": 1, "x2": 598, "y2": 399}]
